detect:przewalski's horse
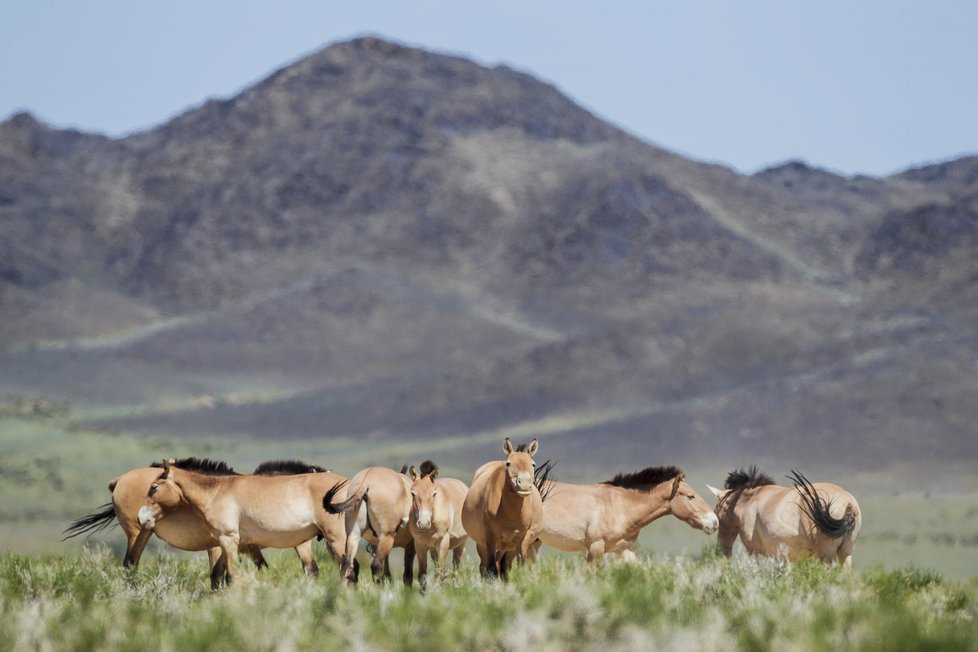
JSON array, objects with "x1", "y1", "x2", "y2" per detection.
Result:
[
  {"x1": 707, "y1": 467, "x2": 862, "y2": 568},
  {"x1": 63, "y1": 458, "x2": 289, "y2": 571},
  {"x1": 137, "y1": 459, "x2": 350, "y2": 588},
  {"x1": 527, "y1": 466, "x2": 718, "y2": 564},
  {"x1": 322, "y1": 466, "x2": 417, "y2": 587},
  {"x1": 406, "y1": 461, "x2": 468, "y2": 588},
  {"x1": 461, "y1": 438, "x2": 544, "y2": 580}
]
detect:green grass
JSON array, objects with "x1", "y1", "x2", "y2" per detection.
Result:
[{"x1": 0, "y1": 550, "x2": 975, "y2": 651}]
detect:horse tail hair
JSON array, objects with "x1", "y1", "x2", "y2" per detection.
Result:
[
  {"x1": 788, "y1": 469, "x2": 856, "y2": 539},
  {"x1": 535, "y1": 460, "x2": 556, "y2": 502},
  {"x1": 322, "y1": 480, "x2": 363, "y2": 514},
  {"x1": 61, "y1": 503, "x2": 117, "y2": 540}
]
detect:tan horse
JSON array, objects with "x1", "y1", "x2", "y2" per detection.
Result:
[
  {"x1": 707, "y1": 467, "x2": 862, "y2": 568},
  {"x1": 407, "y1": 461, "x2": 468, "y2": 588},
  {"x1": 137, "y1": 459, "x2": 350, "y2": 588},
  {"x1": 527, "y1": 466, "x2": 718, "y2": 564},
  {"x1": 461, "y1": 438, "x2": 544, "y2": 579},
  {"x1": 322, "y1": 466, "x2": 417, "y2": 587},
  {"x1": 63, "y1": 458, "x2": 327, "y2": 572}
]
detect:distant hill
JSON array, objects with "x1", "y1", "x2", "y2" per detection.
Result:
[{"x1": 1, "y1": 36, "x2": 975, "y2": 470}]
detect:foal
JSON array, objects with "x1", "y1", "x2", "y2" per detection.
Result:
[{"x1": 407, "y1": 461, "x2": 468, "y2": 588}]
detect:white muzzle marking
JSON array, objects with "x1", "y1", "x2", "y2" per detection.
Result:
[
  {"x1": 701, "y1": 512, "x2": 720, "y2": 535},
  {"x1": 137, "y1": 505, "x2": 157, "y2": 529}
]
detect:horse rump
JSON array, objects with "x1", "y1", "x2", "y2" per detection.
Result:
[{"x1": 788, "y1": 469, "x2": 855, "y2": 539}]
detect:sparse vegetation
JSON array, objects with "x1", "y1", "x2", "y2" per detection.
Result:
[{"x1": 0, "y1": 550, "x2": 975, "y2": 651}]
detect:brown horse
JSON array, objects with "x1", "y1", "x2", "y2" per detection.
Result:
[
  {"x1": 137, "y1": 459, "x2": 350, "y2": 588},
  {"x1": 407, "y1": 461, "x2": 469, "y2": 588},
  {"x1": 461, "y1": 438, "x2": 544, "y2": 579},
  {"x1": 708, "y1": 467, "x2": 862, "y2": 568},
  {"x1": 527, "y1": 466, "x2": 718, "y2": 563},
  {"x1": 63, "y1": 458, "x2": 323, "y2": 571},
  {"x1": 322, "y1": 466, "x2": 417, "y2": 587}
]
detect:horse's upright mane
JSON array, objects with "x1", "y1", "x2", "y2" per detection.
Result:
[
  {"x1": 724, "y1": 466, "x2": 776, "y2": 491},
  {"x1": 151, "y1": 457, "x2": 239, "y2": 476},
  {"x1": 514, "y1": 443, "x2": 534, "y2": 452},
  {"x1": 253, "y1": 459, "x2": 327, "y2": 475},
  {"x1": 418, "y1": 460, "x2": 438, "y2": 478},
  {"x1": 603, "y1": 465, "x2": 684, "y2": 491}
]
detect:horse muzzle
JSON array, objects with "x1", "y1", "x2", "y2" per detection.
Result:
[
  {"x1": 699, "y1": 512, "x2": 720, "y2": 535},
  {"x1": 137, "y1": 505, "x2": 160, "y2": 529}
]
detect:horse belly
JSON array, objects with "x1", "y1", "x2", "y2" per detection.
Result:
[
  {"x1": 238, "y1": 505, "x2": 317, "y2": 548},
  {"x1": 155, "y1": 511, "x2": 218, "y2": 551}
]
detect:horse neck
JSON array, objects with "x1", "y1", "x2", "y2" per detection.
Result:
[
  {"x1": 615, "y1": 482, "x2": 674, "y2": 530},
  {"x1": 172, "y1": 469, "x2": 222, "y2": 511}
]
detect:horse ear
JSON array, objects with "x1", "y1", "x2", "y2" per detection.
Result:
[
  {"x1": 706, "y1": 484, "x2": 724, "y2": 498},
  {"x1": 503, "y1": 437, "x2": 513, "y2": 455},
  {"x1": 527, "y1": 439, "x2": 539, "y2": 457},
  {"x1": 409, "y1": 465, "x2": 418, "y2": 480},
  {"x1": 669, "y1": 474, "x2": 682, "y2": 500},
  {"x1": 159, "y1": 459, "x2": 171, "y2": 479},
  {"x1": 429, "y1": 467, "x2": 439, "y2": 480}
]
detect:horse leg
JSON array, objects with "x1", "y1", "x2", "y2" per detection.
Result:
[
  {"x1": 370, "y1": 534, "x2": 395, "y2": 583},
  {"x1": 341, "y1": 513, "x2": 363, "y2": 586},
  {"x1": 294, "y1": 540, "x2": 319, "y2": 577},
  {"x1": 402, "y1": 540, "x2": 415, "y2": 587},
  {"x1": 476, "y1": 543, "x2": 490, "y2": 578},
  {"x1": 617, "y1": 548, "x2": 638, "y2": 564},
  {"x1": 717, "y1": 528, "x2": 736, "y2": 558},
  {"x1": 498, "y1": 551, "x2": 513, "y2": 581},
  {"x1": 246, "y1": 545, "x2": 269, "y2": 570},
  {"x1": 452, "y1": 543, "x2": 464, "y2": 570},
  {"x1": 416, "y1": 541, "x2": 429, "y2": 590},
  {"x1": 586, "y1": 540, "x2": 606, "y2": 565},
  {"x1": 525, "y1": 538, "x2": 543, "y2": 563},
  {"x1": 210, "y1": 548, "x2": 228, "y2": 590},
  {"x1": 483, "y1": 532, "x2": 498, "y2": 579},
  {"x1": 436, "y1": 535, "x2": 452, "y2": 579},
  {"x1": 216, "y1": 533, "x2": 240, "y2": 588},
  {"x1": 124, "y1": 527, "x2": 153, "y2": 568}
]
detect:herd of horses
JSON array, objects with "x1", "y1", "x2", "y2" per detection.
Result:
[{"x1": 64, "y1": 437, "x2": 862, "y2": 589}]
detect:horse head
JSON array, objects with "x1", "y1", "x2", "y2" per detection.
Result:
[
  {"x1": 137, "y1": 459, "x2": 184, "y2": 529},
  {"x1": 666, "y1": 473, "x2": 719, "y2": 535},
  {"x1": 408, "y1": 461, "x2": 440, "y2": 532},
  {"x1": 502, "y1": 437, "x2": 539, "y2": 497}
]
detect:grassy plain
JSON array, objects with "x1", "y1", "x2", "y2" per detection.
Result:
[{"x1": 1, "y1": 550, "x2": 976, "y2": 651}]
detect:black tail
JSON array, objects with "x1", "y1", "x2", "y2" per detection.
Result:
[
  {"x1": 535, "y1": 460, "x2": 556, "y2": 502},
  {"x1": 788, "y1": 470, "x2": 855, "y2": 539},
  {"x1": 322, "y1": 480, "x2": 361, "y2": 514},
  {"x1": 62, "y1": 503, "x2": 117, "y2": 540}
]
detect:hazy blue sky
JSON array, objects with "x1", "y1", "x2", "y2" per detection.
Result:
[{"x1": 2, "y1": 1, "x2": 976, "y2": 176}]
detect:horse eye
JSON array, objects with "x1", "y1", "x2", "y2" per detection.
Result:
[
  {"x1": 432, "y1": 491, "x2": 438, "y2": 497},
  {"x1": 149, "y1": 484, "x2": 158, "y2": 496},
  {"x1": 411, "y1": 491, "x2": 416, "y2": 497},
  {"x1": 687, "y1": 494, "x2": 694, "y2": 500},
  {"x1": 505, "y1": 461, "x2": 511, "y2": 467}
]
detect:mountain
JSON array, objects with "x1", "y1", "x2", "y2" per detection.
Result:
[{"x1": 1, "y1": 36, "x2": 975, "y2": 471}]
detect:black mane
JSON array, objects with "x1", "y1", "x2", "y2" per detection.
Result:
[
  {"x1": 603, "y1": 465, "x2": 684, "y2": 490},
  {"x1": 151, "y1": 457, "x2": 239, "y2": 476},
  {"x1": 418, "y1": 460, "x2": 438, "y2": 478},
  {"x1": 253, "y1": 459, "x2": 327, "y2": 475},
  {"x1": 724, "y1": 466, "x2": 776, "y2": 491}
]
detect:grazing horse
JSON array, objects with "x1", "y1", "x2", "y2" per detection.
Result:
[
  {"x1": 406, "y1": 461, "x2": 468, "y2": 588},
  {"x1": 461, "y1": 438, "x2": 544, "y2": 580},
  {"x1": 322, "y1": 466, "x2": 417, "y2": 587},
  {"x1": 62, "y1": 458, "x2": 314, "y2": 571},
  {"x1": 137, "y1": 459, "x2": 350, "y2": 588},
  {"x1": 527, "y1": 466, "x2": 718, "y2": 564},
  {"x1": 707, "y1": 467, "x2": 862, "y2": 568}
]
